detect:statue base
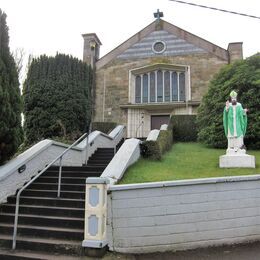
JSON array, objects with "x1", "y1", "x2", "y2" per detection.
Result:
[{"x1": 219, "y1": 149, "x2": 255, "y2": 168}]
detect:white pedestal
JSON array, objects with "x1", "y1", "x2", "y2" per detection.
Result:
[{"x1": 219, "y1": 151, "x2": 255, "y2": 168}]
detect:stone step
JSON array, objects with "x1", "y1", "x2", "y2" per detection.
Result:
[
  {"x1": 48, "y1": 165, "x2": 106, "y2": 172},
  {"x1": 0, "y1": 249, "x2": 82, "y2": 260},
  {"x1": 0, "y1": 144, "x2": 123, "y2": 259},
  {"x1": 7, "y1": 196, "x2": 85, "y2": 208},
  {"x1": 87, "y1": 158, "x2": 112, "y2": 164},
  {"x1": 22, "y1": 189, "x2": 85, "y2": 200},
  {"x1": 1, "y1": 204, "x2": 84, "y2": 218},
  {"x1": 0, "y1": 234, "x2": 83, "y2": 256},
  {"x1": 36, "y1": 176, "x2": 86, "y2": 184},
  {"x1": 27, "y1": 182, "x2": 85, "y2": 192},
  {"x1": 91, "y1": 154, "x2": 114, "y2": 159},
  {"x1": 0, "y1": 223, "x2": 83, "y2": 241},
  {"x1": 43, "y1": 170, "x2": 101, "y2": 178},
  {"x1": 85, "y1": 163, "x2": 108, "y2": 167},
  {"x1": 0, "y1": 213, "x2": 84, "y2": 229}
]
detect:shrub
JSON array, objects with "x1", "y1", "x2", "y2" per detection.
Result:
[
  {"x1": 92, "y1": 122, "x2": 117, "y2": 134},
  {"x1": 0, "y1": 9, "x2": 23, "y2": 165},
  {"x1": 140, "y1": 140, "x2": 161, "y2": 160},
  {"x1": 23, "y1": 54, "x2": 92, "y2": 144},
  {"x1": 168, "y1": 115, "x2": 197, "y2": 142},
  {"x1": 197, "y1": 54, "x2": 260, "y2": 149},
  {"x1": 140, "y1": 129, "x2": 173, "y2": 160},
  {"x1": 157, "y1": 130, "x2": 173, "y2": 154}
]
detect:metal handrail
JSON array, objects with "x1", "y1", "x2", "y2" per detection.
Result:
[{"x1": 12, "y1": 132, "x2": 88, "y2": 250}]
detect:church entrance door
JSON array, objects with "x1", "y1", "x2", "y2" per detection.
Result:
[{"x1": 151, "y1": 115, "x2": 170, "y2": 130}]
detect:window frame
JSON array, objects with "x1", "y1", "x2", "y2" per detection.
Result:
[{"x1": 130, "y1": 64, "x2": 190, "y2": 104}]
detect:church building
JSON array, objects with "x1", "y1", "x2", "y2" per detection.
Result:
[{"x1": 82, "y1": 11, "x2": 243, "y2": 138}]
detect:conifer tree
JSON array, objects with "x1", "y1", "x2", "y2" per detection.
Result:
[
  {"x1": 23, "y1": 54, "x2": 92, "y2": 143},
  {"x1": 197, "y1": 54, "x2": 260, "y2": 149},
  {"x1": 0, "y1": 9, "x2": 23, "y2": 165}
]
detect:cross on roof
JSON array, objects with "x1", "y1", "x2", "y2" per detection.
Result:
[{"x1": 153, "y1": 9, "x2": 164, "y2": 20}]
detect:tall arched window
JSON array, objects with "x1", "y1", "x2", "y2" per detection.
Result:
[
  {"x1": 157, "y1": 70, "x2": 163, "y2": 102},
  {"x1": 142, "y1": 74, "x2": 148, "y2": 103},
  {"x1": 134, "y1": 67, "x2": 187, "y2": 104},
  {"x1": 172, "y1": 72, "x2": 178, "y2": 101},
  {"x1": 150, "y1": 72, "x2": 155, "y2": 102},
  {"x1": 135, "y1": 76, "x2": 141, "y2": 103},
  {"x1": 179, "y1": 73, "x2": 185, "y2": 101},
  {"x1": 164, "y1": 71, "x2": 170, "y2": 102}
]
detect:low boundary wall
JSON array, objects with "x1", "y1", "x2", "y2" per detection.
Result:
[
  {"x1": 107, "y1": 175, "x2": 260, "y2": 253},
  {"x1": 0, "y1": 140, "x2": 83, "y2": 204},
  {"x1": 0, "y1": 126, "x2": 125, "y2": 204}
]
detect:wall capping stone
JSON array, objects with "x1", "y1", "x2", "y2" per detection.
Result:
[
  {"x1": 109, "y1": 174, "x2": 260, "y2": 191},
  {"x1": 0, "y1": 126, "x2": 125, "y2": 204},
  {"x1": 0, "y1": 140, "x2": 53, "y2": 181},
  {"x1": 101, "y1": 138, "x2": 141, "y2": 185}
]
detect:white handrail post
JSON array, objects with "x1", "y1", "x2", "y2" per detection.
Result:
[
  {"x1": 82, "y1": 177, "x2": 109, "y2": 250},
  {"x1": 57, "y1": 156, "x2": 63, "y2": 197}
]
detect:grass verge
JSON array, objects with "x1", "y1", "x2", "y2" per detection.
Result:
[{"x1": 119, "y1": 142, "x2": 260, "y2": 184}]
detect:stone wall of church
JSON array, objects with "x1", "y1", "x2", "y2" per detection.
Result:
[{"x1": 94, "y1": 52, "x2": 227, "y2": 125}]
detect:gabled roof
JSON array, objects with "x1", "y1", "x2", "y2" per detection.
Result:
[{"x1": 96, "y1": 19, "x2": 228, "y2": 69}]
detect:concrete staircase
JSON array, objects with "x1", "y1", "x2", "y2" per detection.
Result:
[{"x1": 0, "y1": 148, "x2": 115, "y2": 259}]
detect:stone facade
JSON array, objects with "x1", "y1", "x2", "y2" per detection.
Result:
[{"x1": 83, "y1": 19, "x2": 243, "y2": 137}]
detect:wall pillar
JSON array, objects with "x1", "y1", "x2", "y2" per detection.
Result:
[
  {"x1": 82, "y1": 33, "x2": 102, "y2": 68},
  {"x1": 82, "y1": 177, "x2": 109, "y2": 249},
  {"x1": 228, "y1": 42, "x2": 243, "y2": 63}
]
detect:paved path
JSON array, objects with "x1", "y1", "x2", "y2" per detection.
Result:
[
  {"x1": 135, "y1": 241, "x2": 260, "y2": 260},
  {"x1": 102, "y1": 241, "x2": 260, "y2": 260}
]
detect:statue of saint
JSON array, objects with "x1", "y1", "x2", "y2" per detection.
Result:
[{"x1": 223, "y1": 90, "x2": 248, "y2": 154}]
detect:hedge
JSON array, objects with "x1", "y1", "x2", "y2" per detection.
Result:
[
  {"x1": 140, "y1": 140, "x2": 161, "y2": 160},
  {"x1": 168, "y1": 115, "x2": 197, "y2": 142},
  {"x1": 140, "y1": 130, "x2": 173, "y2": 160}
]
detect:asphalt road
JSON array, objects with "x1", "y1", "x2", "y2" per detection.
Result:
[
  {"x1": 103, "y1": 241, "x2": 260, "y2": 260},
  {"x1": 134, "y1": 241, "x2": 260, "y2": 260}
]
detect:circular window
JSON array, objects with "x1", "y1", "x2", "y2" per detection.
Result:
[{"x1": 152, "y1": 41, "x2": 166, "y2": 54}]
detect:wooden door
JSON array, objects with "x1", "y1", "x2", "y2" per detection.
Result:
[{"x1": 151, "y1": 115, "x2": 170, "y2": 130}]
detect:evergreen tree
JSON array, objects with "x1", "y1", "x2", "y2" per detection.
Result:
[
  {"x1": 197, "y1": 54, "x2": 260, "y2": 149},
  {"x1": 23, "y1": 54, "x2": 92, "y2": 143},
  {"x1": 0, "y1": 9, "x2": 23, "y2": 165}
]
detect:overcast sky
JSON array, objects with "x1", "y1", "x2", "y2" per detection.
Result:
[{"x1": 1, "y1": 0, "x2": 260, "y2": 69}]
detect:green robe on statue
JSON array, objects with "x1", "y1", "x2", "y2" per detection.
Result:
[{"x1": 223, "y1": 102, "x2": 247, "y2": 138}]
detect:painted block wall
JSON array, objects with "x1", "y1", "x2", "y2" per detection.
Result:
[{"x1": 107, "y1": 176, "x2": 260, "y2": 253}]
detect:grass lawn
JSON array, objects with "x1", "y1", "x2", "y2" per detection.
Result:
[{"x1": 119, "y1": 142, "x2": 260, "y2": 184}]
